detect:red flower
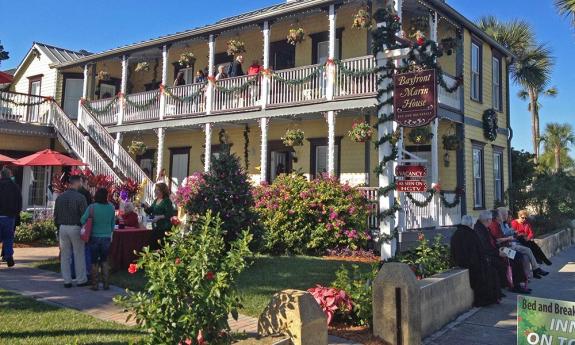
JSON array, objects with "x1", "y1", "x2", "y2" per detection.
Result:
[
  {"x1": 205, "y1": 271, "x2": 215, "y2": 281},
  {"x1": 175, "y1": 258, "x2": 181, "y2": 265},
  {"x1": 418, "y1": 232, "x2": 425, "y2": 241},
  {"x1": 197, "y1": 330, "x2": 205, "y2": 345},
  {"x1": 417, "y1": 37, "x2": 425, "y2": 45},
  {"x1": 171, "y1": 216, "x2": 181, "y2": 226},
  {"x1": 128, "y1": 263, "x2": 138, "y2": 274}
]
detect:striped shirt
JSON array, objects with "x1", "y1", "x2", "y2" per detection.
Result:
[{"x1": 54, "y1": 189, "x2": 87, "y2": 227}]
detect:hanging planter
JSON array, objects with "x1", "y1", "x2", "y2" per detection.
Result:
[
  {"x1": 226, "y1": 40, "x2": 246, "y2": 56},
  {"x1": 97, "y1": 70, "x2": 110, "y2": 81},
  {"x1": 128, "y1": 141, "x2": 147, "y2": 156},
  {"x1": 178, "y1": 52, "x2": 196, "y2": 68},
  {"x1": 408, "y1": 126, "x2": 433, "y2": 145},
  {"x1": 282, "y1": 129, "x2": 305, "y2": 147},
  {"x1": 134, "y1": 62, "x2": 150, "y2": 72},
  {"x1": 352, "y1": 9, "x2": 373, "y2": 30},
  {"x1": 440, "y1": 37, "x2": 457, "y2": 56},
  {"x1": 442, "y1": 134, "x2": 462, "y2": 150},
  {"x1": 348, "y1": 121, "x2": 374, "y2": 143},
  {"x1": 286, "y1": 28, "x2": 306, "y2": 45}
]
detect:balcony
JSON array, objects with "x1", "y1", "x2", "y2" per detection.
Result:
[{"x1": 87, "y1": 54, "x2": 460, "y2": 127}]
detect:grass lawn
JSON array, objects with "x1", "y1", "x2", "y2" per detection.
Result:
[
  {"x1": 33, "y1": 256, "x2": 373, "y2": 317},
  {"x1": 0, "y1": 289, "x2": 143, "y2": 345}
]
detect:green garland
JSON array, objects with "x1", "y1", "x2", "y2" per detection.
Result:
[
  {"x1": 0, "y1": 95, "x2": 51, "y2": 106},
  {"x1": 440, "y1": 190, "x2": 463, "y2": 208},
  {"x1": 124, "y1": 91, "x2": 159, "y2": 110},
  {"x1": 83, "y1": 96, "x2": 118, "y2": 116},
  {"x1": 164, "y1": 83, "x2": 207, "y2": 103},
  {"x1": 214, "y1": 76, "x2": 259, "y2": 94},
  {"x1": 405, "y1": 188, "x2": 464, "y2": 209},
  {"x1": 483, "y1": 108, "x2": 498, "y2": 141},
  {"x1": 243, "y1": 124, "x2": 250, "y2": 170},
  {"x1": 270, "y1": 65, "x2": 325, "y2": 85}
]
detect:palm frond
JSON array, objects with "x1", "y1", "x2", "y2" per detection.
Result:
[{"x1": 555, "y1": 0, "x2": 575, "y2": 24}]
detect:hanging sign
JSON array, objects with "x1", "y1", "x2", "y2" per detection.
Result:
[
  {"x1": 518, "y1": 295, "x2": 575, "y2": 345},
  {"x1": 395, "y1": 165, "x2": 428, "y2": 178},
  {"x1": 393, "y1": 69, "x2": 437, "y2": 127},
  {"x1": 396, "y1": 180, "x2": 427, "y2": 192}
]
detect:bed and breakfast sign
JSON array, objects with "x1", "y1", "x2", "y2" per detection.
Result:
[
  {"x1": 518, "y1": 296, "x2": 575, "y2": 345},
  {"x1": 393, "y1": 69, "x2": 437, "y2": 128}
]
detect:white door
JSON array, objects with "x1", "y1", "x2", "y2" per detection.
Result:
[
  {"x1": 317, "y1": 39, "x2": 340, "y2": 65},
  {"x1": 170, "y1": 153, "x2": 189, "y2": 194},
  {"x1": 63, "y1": 78, "x2": 84, "y2": 119},
  {"x1": 28, "y1": 80, "x2": 41, "y2": 121}
]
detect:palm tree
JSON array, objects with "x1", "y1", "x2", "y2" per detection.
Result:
[
  {"x1": 478, "y1": 17, "x2": 555, "y2": 162},
  {"x1": 555, "y1": 0, "x2": 575, "y2": 24},
  {"x1": 541, "y1": 123, "x2": 575, "y2": 172}
]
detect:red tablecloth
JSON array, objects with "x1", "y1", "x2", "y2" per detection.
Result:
[{"x1": 109, "y1": 227, "x2": 152, "y2": 271}]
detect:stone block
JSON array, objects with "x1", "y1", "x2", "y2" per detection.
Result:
[
  {"x1": 258, "y1": 289, "x2": 327, "y2": 345},
  {"x1": 373, "y1": 262, "x2": 421, "y2": 345}
]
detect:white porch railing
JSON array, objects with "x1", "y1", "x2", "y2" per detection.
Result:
[
  {"x1": 164, "y1": 83, "x2": 207, "y2": 117},
  {"x1": 212, "y1": 75, "x2": 261, "y2": 112},
  {"x1": 124, "y1": 90, "x2": 161, "y2": 123},
  {"x1": 438, "y1": 74, "x2": 461, "y2": 110},
  {"x1": 358, "y1": 187, "x2": 379, "y2": 231},
  {"x1": 0, "y1": 91, "x2": 51, "y2": 124},
  {"x1": 405, "y1": 191, "x2": 461, "y2": 229},
  {"x1": 51, "y1": 103, "x2": 120, "y2": 181},
  {"x1": 86, "y1": 97, "x2": 119, "y2": 126},
  {"x1": 268, "y1": 64, "x2": 326, "y2": 106},
  {"x1": 79, "y1": 105, "x2": 154, "y2": 203},
  {"x1": 334, "y1": 56, "x2": 378, "y2": 98}
]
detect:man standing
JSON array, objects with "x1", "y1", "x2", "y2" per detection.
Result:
[
  {"x1": 227, "y1": 55, "x2": 245, "y2": 77},
  {"x1": 54, "y1": 175, "x2": 88, "y2": 287},
  {"x1": 78, "y1": 175, "x2": 93, "y2": 205},
  {"x1": 0, "y1": 168, "x2": 22, "y2": 267}
]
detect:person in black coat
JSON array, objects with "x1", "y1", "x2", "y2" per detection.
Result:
[
  {"x1": 227, "y1": 55, "x2": 245, "y2": 77},
  {"x1": 451, "y1": 215, "x2": 500, "y2": 307},
  {"x1": 0, "y1": 167, "x2": 22, "y2": 267}
]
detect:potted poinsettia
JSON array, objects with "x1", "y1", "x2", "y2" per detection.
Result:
[
  {"x1": 128, "y1": 140, "x2": 147, "y2": 156},
  {"x1": 352, "y1": 9, "x2": 373, "y2": 29},
  {"x1": 282, "y1": 129, "x2": 305, "y2": 147},
  {"x1": 178, "y1": 52, "x2": 196, "y2": 68},
  {"x1": 348, "y1": 121, "x2": 374, "y2": 143},
  {"x1": 286, "y1": 28, "x2": 305, "y2": 45},
  {"x1": 226, "y1": 40, "x2": 246, "y2": 56}
]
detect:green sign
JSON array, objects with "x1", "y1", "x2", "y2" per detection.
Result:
[{"x1": 518, "y1": 296, "x2": 575, "y2": 345}]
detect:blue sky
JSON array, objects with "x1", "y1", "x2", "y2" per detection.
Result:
[{"x1": 1, "y1": 0, "x2": 573, "y2": 153}]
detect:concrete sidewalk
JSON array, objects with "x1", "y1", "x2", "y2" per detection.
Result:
[{"x1": 425, "y1": 245, "x2": 575, "y2": 345}]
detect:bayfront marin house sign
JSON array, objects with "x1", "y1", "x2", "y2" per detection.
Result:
[{"x1": 393, "y1": 69, "x2": 437, "y2": 127}]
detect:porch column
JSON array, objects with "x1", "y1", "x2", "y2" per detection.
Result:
[
  {"x1": 205, "y1": 35, "x2": 216, "y2": 115},
  {"x1": 118, "y1": 55, "x2": 129, "y2": 125},
  {"x1": 259, "y1": 117, "x2": 269, "y2": 184},
  {"x1": 159, "y1": 45, "x2": 169, "y2": 121},
  {"x1": 261, "y1": 21, "x2": 271, "y2": 109},
  {"x1": 82, "y1": 65, "x2": 89, "y2": 99},
  {"x1": 204, "y1": 123, "x2": 212, "y2": 172},
  {"x1": 327, "y1": 111, "x2": 336, "y2": 177},
  {"x1": 431, "y1": 118, "x2": 440, "y2": 227},
  {"x1": 156, "y1": 128, "x2": 165, "y2": 181},
  {"x1": 83, "y1": 135, "x2": 90, "y2": 164},
  {"x1": 429, "y1": 11, "x2": 438, "y2": 42},
  {"x1": 326, "y1": 4, "x2": 337, "y2": 100},
  {"x1": 113, "y1": 132, "x2": 123, "y2": 168}
]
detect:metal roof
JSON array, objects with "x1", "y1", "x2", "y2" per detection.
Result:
[{"x1": 33, "y1": 42, "x2": 91, "y2": 64}]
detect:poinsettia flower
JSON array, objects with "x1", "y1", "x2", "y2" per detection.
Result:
[
  {"x1": 171, "y1": 216, "x2": 181, "y2": 226},
  {"x1": 128, "y1": 263, "x2": 138, "y2": 274},
  {"x1": 205, "y1": 271, "x2": 215, "y2": 281},
  {"x1": 175, "y1": 258, "x2": 181, "y2": 265}
]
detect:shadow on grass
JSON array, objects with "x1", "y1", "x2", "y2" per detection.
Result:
[{"x1": 0, "y1": 328, "x2": 141, "y2": 339}]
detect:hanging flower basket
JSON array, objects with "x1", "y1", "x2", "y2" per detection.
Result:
[
  {"x1": 134, "y1": 62, "x2": 150, "y2": 72},
  {"x1": 226, "y1": 40, "x2": 246, "y2": 56},
  {"x1": 352, "y1": 9, "x2": 373, "y2": 30},
  {"x1": 286, "y1": 28, "x2": 306, "y2": 45},
  {"x1": 348, "y1": 121, "x2": 374, "y2": 143},
  {"x1": 282, "y1": 129, "x2": 305, "y2": 147},
  {"x1": 408, "y1": 126, "x2": 433, "y2": 145},
  {"x1": 97, "y1": 70, "x2": 110, "y2": 81},
  {"x1": 128, "y1": 140, "x2": 147, "y2": 156},
  {"x1": 440, "y1": 37, "x2": 457, "y2": 56},
  {"x1": 442, "y1": 134, "x2": 462, "y2": 150},
  {"x1": 178, "y1": 52, "x2": 196, "y2": 68}
]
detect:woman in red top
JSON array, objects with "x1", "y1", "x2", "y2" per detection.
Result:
[{"x1": 511, "y1": 210, "x2": 552, "y2": 266}]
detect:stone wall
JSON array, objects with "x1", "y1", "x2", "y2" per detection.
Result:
[{"x1": 534, "y1": 228, "x2": 574, "y2": 259}]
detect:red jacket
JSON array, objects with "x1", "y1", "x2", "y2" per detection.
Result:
[
  {"x1": 487, "y1": 221, "x2": 501, "y2": 248},
  {"x1": 248, "y1": 64, "x2": 262, "y2": 75},
  {"x1": 511, "y1": 219, "x2": 534, "y2": 240}
]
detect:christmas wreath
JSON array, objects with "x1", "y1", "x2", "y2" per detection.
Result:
[
  {"x1": 482, "y1": 109, "x2": 498, "y2": 141},
  {"x1": 408, "y1": 126, "x2": 433, "y2": 145}
]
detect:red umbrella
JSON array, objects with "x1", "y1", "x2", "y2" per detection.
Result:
[
  {"x1": 0, "y1": 153, "x2": 15, "y2": 163},
  {"x1": 12, "y1": 149, "x2": 85, "y2": 166}
]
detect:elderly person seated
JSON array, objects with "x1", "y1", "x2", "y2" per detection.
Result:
[
  {"x1": 451, "y1": 215, "x2": 501, "y2": 306},
  {"x1": 511, "y1": 210, "x2": 552, "y2": 266},
  {"x1": 120, "y1": 202, "x2": 140, "y2": 228}
]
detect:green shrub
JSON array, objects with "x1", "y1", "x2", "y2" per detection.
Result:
[
  {"x1": 395, "y1": 233, "x2": 451, "y2": 278},
  {"x1": 15, "y1": 220, "x2": 57, "y2": 245},
  {"x1": 19, "y1": 211, "x2": 33, "y2": 225},
  {"x1": 114, "y1": 211, "x2": 252, "y2": 345},
  {"x1": 332, "y1": 264, "x2": 379, "y2": 328},
  {"x1": 253, "y1": 174, "x2": 370, "y2": 255}
]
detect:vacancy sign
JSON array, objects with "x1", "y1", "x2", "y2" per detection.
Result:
[
  {"x1": 396, "y1": 180, "x2": 427, "y2": 192},
  {"x1": 395, "y1": 165, "x2": 428, "y2": 178}
]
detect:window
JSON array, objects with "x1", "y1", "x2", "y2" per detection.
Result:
[
  {"x1": 316, "y1": 39, "x2": 340, "y2": 65},
  {"x1": 493, "y1": 150, "x2": 504, "y2": 203},
  {"x1": 309, "y1": 137, "x2": 342, "y2": 178},
  {"x1": 492, "y1": 56, "x2": 501, "y2": 111},
  {"x1": 28, "y1": 166, "x2": 49, "y2": 207},
  {"x1": 472, "y1": 145, "x2": 485, "y2": 208},
  {"x1": 471, "y1": 42, "x2": 481, "y2": 101}
]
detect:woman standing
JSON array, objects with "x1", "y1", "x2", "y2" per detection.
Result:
[
  {"x1": 145, "y1": 182, "x2": 175, "y2": 250},
  {"x1": 511, "y1": 210, "x2": 552, "y2": 266},
  {"x1": 81, "y1": 188, "x2": 115, "y2": 291}
]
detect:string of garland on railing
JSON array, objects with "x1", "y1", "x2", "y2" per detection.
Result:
[
  {"x1": 124, "y1": 91, "x2": 160, "y2": 110},
  {"x1": 0, "y1": 94, "x2": 52, "y2": 106},
  {"x1": 81, "y1": 96, "x2": 118, "y2": 116},
  {"x1": 163, "y1": 83, "x2": 208, "y2": 103},
  {"x1": 405, "y1": 187, "x2": 464, "y2": 209}
]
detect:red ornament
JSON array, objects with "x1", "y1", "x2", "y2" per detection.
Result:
[
  {"x1": 128, "y1": 263, "x2": 138, "y2": 274},
  {"x1": 175, "y1": 258, "x2": 181, "y2": 265},
  {"x1": 205, "y1": 271, "x2": 215, "y2": 281},
  {"x1": 432, "y1": 183, "x2": 442, "y2": 193}
]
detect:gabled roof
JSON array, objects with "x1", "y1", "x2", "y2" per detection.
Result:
[{"x1": 12, "y1": 42, "x2": 91, "y2": 78}]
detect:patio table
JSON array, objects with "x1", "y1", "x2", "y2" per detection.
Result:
[{"x1": 109, "y1": 227, "x2": 152, "y2": 271}]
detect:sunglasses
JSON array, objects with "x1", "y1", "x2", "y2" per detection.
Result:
[{"x1": 520, "y1": 216, "x2": 527, "y2": 219}]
